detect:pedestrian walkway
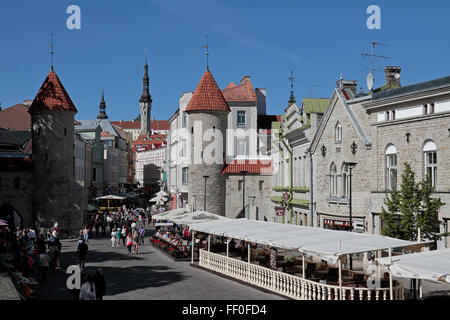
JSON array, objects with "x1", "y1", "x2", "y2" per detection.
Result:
[
  {"x1": 0, "y1": 270, "x2": 21, "y2": 300},
  {"x1": 33, "y1": 233, "x2": 285, "y2": 300}
]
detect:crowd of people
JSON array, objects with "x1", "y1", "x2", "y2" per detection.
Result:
[{"x1": 0, "y1": 221, "x2": 62, "y2": 285}]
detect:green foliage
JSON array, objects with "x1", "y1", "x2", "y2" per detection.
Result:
[{"x1": 381, "y1": 162, "x2": 445, "y2": 242}]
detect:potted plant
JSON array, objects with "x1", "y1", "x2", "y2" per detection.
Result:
[{"x1": 284, "y1": 255, "x2": 296, "y2": 267}]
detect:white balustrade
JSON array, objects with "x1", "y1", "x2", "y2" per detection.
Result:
[{"x1": 198, "y1": 249, "x2": 403, "y2": 301}]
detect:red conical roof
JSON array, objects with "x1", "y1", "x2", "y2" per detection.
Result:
[
  {"x1": 29, "y1": 70, "x2": 78, "y2": 114},
  {"x1": 185, "y1": 70, "x2": 230, "y2": 113}
]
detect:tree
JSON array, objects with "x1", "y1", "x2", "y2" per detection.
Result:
[
  {"x1": 134, "y1": 114, "x2": 141, "y2": 121},
  {"x1": 416, "y1": 174, "x2": 445, "y2": 243},
  {"x1": 381, "y1": 162, "x2": 445, "y2": 242}
]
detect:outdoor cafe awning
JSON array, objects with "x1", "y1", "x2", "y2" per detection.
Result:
[
  {"x1": 171, "y1": 211, "x2": 230, "y2": 226},
  {"x1": 377, "y1": 248, "x2": 450, "y2": 283},
  {"x1": 189, "y1": 219, "x2": 425, "y2": 264},
  {"x1": 95, "y1": 195, "x2": 126, "y2": 200},
  {"x1": 152, "y1": 208, "x2": 188, "y2": 221}
]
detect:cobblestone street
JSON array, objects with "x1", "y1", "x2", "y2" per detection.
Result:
[{"x1": 33, "y1": 232, "x2": 284, "y2": 300}]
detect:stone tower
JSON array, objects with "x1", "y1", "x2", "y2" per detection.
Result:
[
  {"x1": 97, "y1": 89, "x2": 108, "y2": 119},
  {"x1": 29, "y1": 69, "x2": 84, "y2": 236},
  {"x1": 140, "y1": 58, "x2": 152, "y2": 136},
  {"x1": 185, "y1": 68, "x2": 230, "y2": 216}
]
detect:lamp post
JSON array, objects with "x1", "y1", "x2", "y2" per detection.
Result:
[
  {"x1": 344, "y1": 161, "x2": 357, "y2": 270},
  {"x1": 240, "y1": 170, "x2": 248, "y2": 218},
  {"x1": 202, "y1": 175, "x2": 209, "y2": 211}
]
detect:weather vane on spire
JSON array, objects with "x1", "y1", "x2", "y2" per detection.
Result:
[
  {"x1": 144, "y1": 48, "x2": 148, "y2": 64},
  {"x1": 202, "y1": 35, "x2": 209, "y2": 71},
  {"x1": 50, "y1": 33, "x2": 54, "y2": 71}
]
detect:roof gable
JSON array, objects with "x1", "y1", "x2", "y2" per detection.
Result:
[{"x1": 309, "y1": 89, "x2": 371, "y2": 154}]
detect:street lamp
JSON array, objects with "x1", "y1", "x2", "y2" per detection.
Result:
[
  {"x1": 344, "y1": 161, "x2": 357, "y2": 270},
  {"x1": 202, "y1": 175, "x2": 209, "y2": 211},
  {"x1": 240, "y1": 170, "x2": 248, "y2": 218}
]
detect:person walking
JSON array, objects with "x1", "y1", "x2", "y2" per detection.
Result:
[
  {"x1": 93, "y1": 268, "x2": 106, "y2": 300},
  {"x1": 126, "y1": 233, "x2": 133, "y2": 255},
  {"x1": 138, "y1": 226, "x2": 145, "y2": 245},
  {"x1": 79, "y1": 275, "x2": 96, "y2": 300},
  {"x1": 38, "y1": 251, "x2": 49, "y2": 283},
  {"x1": 121, "y1": 227, "x2": 127, "y2": 246},
  {"x1": 83, "y1": 226, "x2": 89, "y2": 244},
  {"x1": 48, "y1": 244, "x2": 58, "y2": 275},
  {"x1": 77, "y1": 239, "x2": 88, "y2": 269},
  {"x1": 115, "y1": 228, "x2": 121, "y2": 247},
  {"x1": 133, "y1": 230, "x2": 139, "y2": 254},
  {"x1": 110, "y1": 229, "x2": 117, "y2": 247}
]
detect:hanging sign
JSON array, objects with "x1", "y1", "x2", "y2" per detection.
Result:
[{"x1": 275, "y1": 207, "x2": 285, "y2": 216}]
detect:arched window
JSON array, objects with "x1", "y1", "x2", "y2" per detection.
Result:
[
  {"x1": 342, "y1": 163, "x2": 350, "y2": 198},
  {"x1": 385, "y1": 144, "x2": 397, "y2": 190},
  {"x1": 335, "y1": 122, "x2": 342, "y2": 143},
  {"x1": 330, "y1": 163, "x2": 338, "y2": 196},
  {"x1": 423, "y1": 141, "x2": 437, "y2": 187}
]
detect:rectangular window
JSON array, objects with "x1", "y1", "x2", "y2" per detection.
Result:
[
  {"x1": 235, "y1": 137, "x2": 248, "y2": 156},
  {"x1": 237, "y1": 111, "x2": 246, "y2": 127},
  {"x1": 386, "y1": 154, "x2": 397, "y2": 190},
  {"x1": 425, "y1": 151, "x2": 437, "y2": 188},
  {"x1": 93, "y1": 168, "x2": 97, "y2": 182},
  {"x1": 259, "y1": 180, "x2": 264, "y2": 192},
  {"x1": 238, "y1": 180, "x2": 243, "y2": 191},
  {"x1": 182, "y1": 167, "x2": 188, "y2": 185},
  {"x1": 182, "y1": 112, "x2": 187, "y2": 128}
]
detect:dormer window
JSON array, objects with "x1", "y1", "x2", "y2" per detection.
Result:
[
  {"x1": 237, "y1": 111, "x2": 246, "y2": 128},
  {"x1": 423, "y1": 103, "x2": 435, "y2": 115}
]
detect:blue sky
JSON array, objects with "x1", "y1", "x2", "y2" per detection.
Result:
[{"x1": 0, "y1": 0, "x2": 449, "y2": 121}]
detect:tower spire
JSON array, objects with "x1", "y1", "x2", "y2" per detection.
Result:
[
  {"x1": 97, "y1": 88, "x2": 108, "y2": 119},
  {"x1": 288, "y1": 70, "x2": 296, "y2": 104},
  {"x1": 140, "y1": 50, "x2": 152, "y2": 136}
]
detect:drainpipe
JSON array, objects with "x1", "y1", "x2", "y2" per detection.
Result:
[
  {"x1": 280, "y1": 135, "x2": 293, "y2": 224},
  {"x1": 271, "y1": 127, "x2": 286, "y2": 223}
]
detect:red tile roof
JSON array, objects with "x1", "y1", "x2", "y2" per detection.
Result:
[
  {"x1": 101, "y1": 131, "x2": 115, "y2": 138},
  {"x1": 222, "y1": 77, "x2": 257, "y2": 102},
  {"x1": 110, "y1": 120, "x2": 170, "y2": 131},
  {"x1": 29, "y1": 70, "x2": 78, "y2": 114},
  {"x1": 133, "y1": 133, "x2": 167, "y2": 151},
  {"x1": 221, "y1": 159, "x2": 272, "y2": 174},
  {"x1": 0, "y1": 104, "x2": 31, "y2": 131},
  {"x1": 110, "y1": 120, "x2": 141, "y2": 129},
  {"x1": 186, "y1": 70, "x2": 230, "y2": 113}
]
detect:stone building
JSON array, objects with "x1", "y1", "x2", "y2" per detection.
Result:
[
  {"x1": 185, "y1": 68, "x2": 230, "y2": 215},
  {"x1": 135, "y1": 142, "x2": 166, "y2": 188},
  {"x1": 271, "y1": 91, "x2": 329, "y2": 226},
  {"x1": 29, "y1": 69, "x2": 85, "y2": 236},
  {"x1": 309, "y1": 66, "x2": 450, "y2": 248}
]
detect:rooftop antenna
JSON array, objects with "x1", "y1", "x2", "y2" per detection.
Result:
[
  {"x1": 361, "y1": 41, "x2": 389, "y2": 90},
  {"x1": 50, "y1": 33, "x2": 54, "y2": 71},
  {"x1": 202, "y1": 35, "x2": 209, "y2": 71}
]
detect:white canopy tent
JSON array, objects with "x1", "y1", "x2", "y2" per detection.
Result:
[
  {"x1": 156, "y1": 190, "x2": 169, "y2": 197},
  {"x1": 189, "y1": 218, "x2": 425, "y2": 264},
  {"x1": 152, "y1": 208, "x2": 188, "y2": 221},
  {"x1": 149, "y1": 196, "x2": 168, "y2": 203},
  {"x1": 95, "y1": 195, "x2": 126, "y2": 200},
  {"x1": 378, "y1": 248, "x2": 450, "y2": 283},
  {"x1": 171, "y1": 211, "x2": 230, "y2": 226}
]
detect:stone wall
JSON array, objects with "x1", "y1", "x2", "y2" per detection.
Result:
[{"x1": 187, "y1": 111, "x2": 228, "y2": 216}]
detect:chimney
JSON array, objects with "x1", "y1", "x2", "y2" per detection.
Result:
[
  {"x1": 385, "y1": 66, "x2": 401, "y2": 88},
  {"x1": 336, "y1": 78, "x2": 358, "y2": 97}
]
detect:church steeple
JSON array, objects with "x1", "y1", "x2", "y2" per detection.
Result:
[
  {"x1": 97, "y1": 89, "x2": 108, "y2": 119},
  {"x1": 140, "y1": 52, "x2": 152, "y2": 136},
  {"x1": 288, "y1": 70, "x2": 296, "y2": 105}
]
